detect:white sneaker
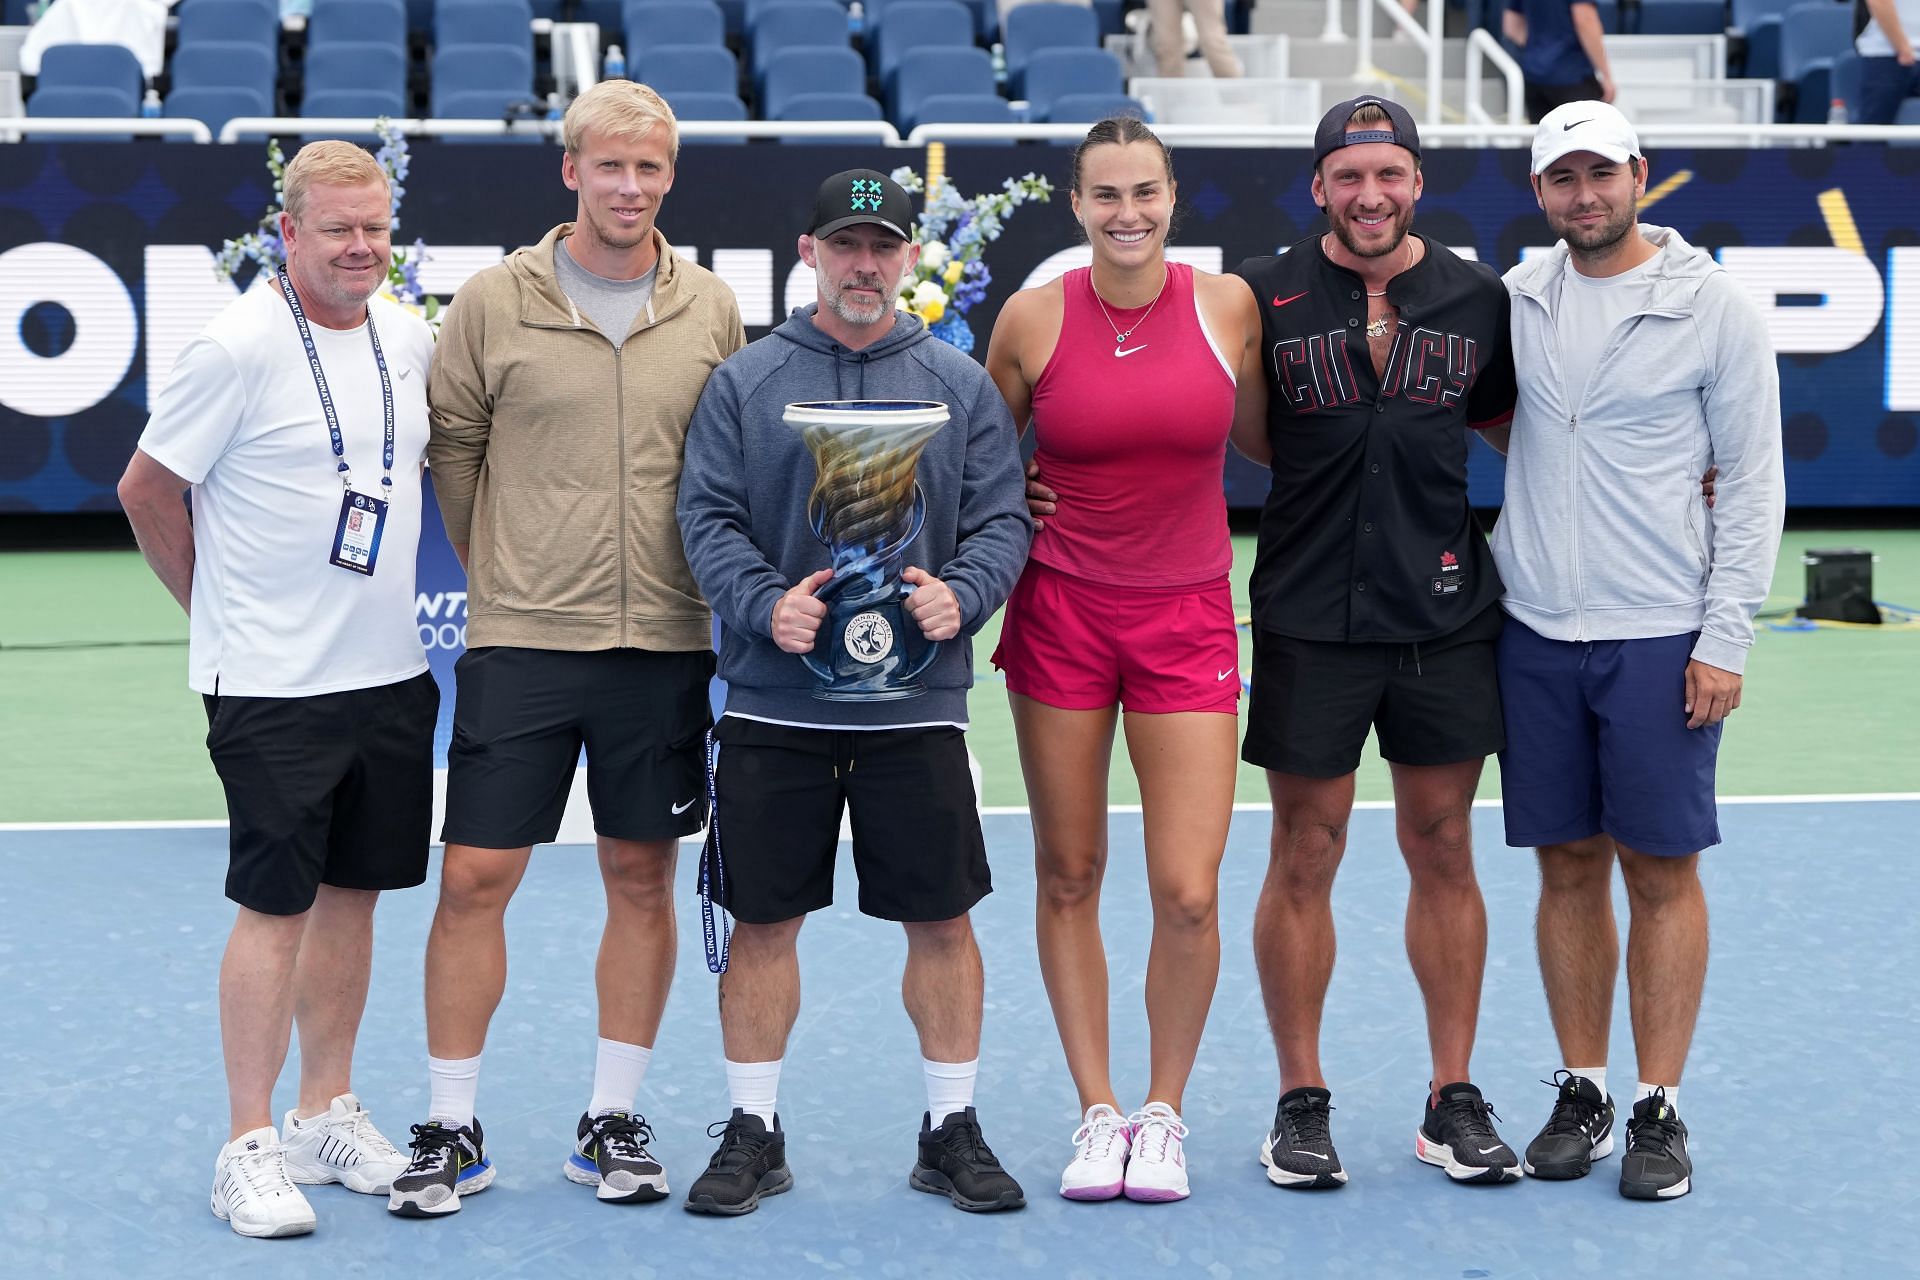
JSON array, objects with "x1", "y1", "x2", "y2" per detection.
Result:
[
  {"x1": 211, "y1": 1127, "x2": 317, "y2": 1238},
  {"x1": 1060, "y1": 1103, "x2": 1130, "y2": 1201},
  {"x1": 1123, "y1": 1102, "x2": 1191, "y2": 1202},
  {"x1": 282, "y1": 1093, "x2": 409, "y2": 1195}
]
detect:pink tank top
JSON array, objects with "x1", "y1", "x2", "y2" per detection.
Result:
[{"x1": 1028, "y1": 262, "x2": 1236, "y2": 588}]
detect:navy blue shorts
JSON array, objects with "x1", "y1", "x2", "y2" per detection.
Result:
[{"x1": 1495, "y1": 620, "x2": 1721, "y2": 858}]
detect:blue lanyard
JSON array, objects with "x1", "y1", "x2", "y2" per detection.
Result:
[{"x1": 277, "y1": 266, "x2": 394, "y2": 493}]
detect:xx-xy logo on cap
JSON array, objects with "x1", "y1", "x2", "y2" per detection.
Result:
[{"x1": 850, "y1": 178, "x2": 883, "y2": 212}]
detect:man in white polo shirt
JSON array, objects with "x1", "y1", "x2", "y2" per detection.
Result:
[{"x1": 118, "y1": 140, "x2": 438, "y2": 1239}]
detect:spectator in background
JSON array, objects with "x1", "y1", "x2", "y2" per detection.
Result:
[
  {"x1": 1144, "y1": 0, "x2": 1244, "y2": 78},
  {"x1": 1503, "y1": 0, "x2": 1618, "y2": 121},
  {"x1": 1856, "y1": 0, "x2": 1920, "y2": 122},
  {"x1": 18, "y1": 0, "x2": 170, "y2": 79}
]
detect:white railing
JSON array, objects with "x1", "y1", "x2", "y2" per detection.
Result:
[
  {"x1": 1353, "y1": 0, "x2": 1445, "y2": 127},
  {"x1": 5, "y1": 116, "x2": 212, "y2": 142},
  {"x1": 217, "y1": 116, "x2": 902, "y2": 145},
  {"x1": 550, "y1": 22, "x2": 601, "y2": 99},
  {"x1": 1464, "y1": 27, "x2": 1525, "y2": 133}
]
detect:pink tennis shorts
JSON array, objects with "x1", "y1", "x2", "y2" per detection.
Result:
[{"x1": 992, "y1": 559, "x2": 1241, "y2": 715}]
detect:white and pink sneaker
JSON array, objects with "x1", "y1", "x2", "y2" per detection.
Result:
[
  {"x1": 1059, "y1": 1103, "x2": 1131, "y2": 1200},
  {"x1": 1123, "y1": 1102, "x2": 1190, "y2": 1202}
]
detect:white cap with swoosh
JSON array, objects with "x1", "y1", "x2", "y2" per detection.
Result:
[{"x1": 1530, "y1": 100, "x2": 1642, "y2": 176}]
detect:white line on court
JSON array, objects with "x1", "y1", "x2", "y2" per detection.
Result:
[{"x1": 5, "y1": 793, "x2": 1916, "y2": 833}]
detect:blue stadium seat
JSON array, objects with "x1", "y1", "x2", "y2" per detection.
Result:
[
  {"x1": 1003, "y1": 3, "x2": 1100, "y2": 96},
  {"x1": 1633, "y1": 0, "x2": 1727, "y2": 34},
  {"x1": 743, "y1": 0, "x2": 830, "y2": 30},
  {"x1": 772, "y1": 89, "x2": 885, "y2": 141},
  {"x1": 26, "y1": 84, "x2": 140, "y2": 133},
  {"x1": 635, "y1": 43, "x2": 739, "y2": 94},
  {"x1": 1831, "y1": 48, "x2": 1861, "y2": 119},
  {"x1": 1021, "y1": 45, "x2": 1122, "y2": 119},
  {"x1": 310, "y1": 0, "x2": 409, "y2": 48},
  {"x1": 749, "y1": 2, "x2": 850, "y2": 90},
  {"x1": 430, "y1": 45, "x2": 535, "y2": 117},
  {"x1": 661, "y1": 88, "x2": 750, "y2": 141},
  {"x1": 1778, "y1": 0, "x2": 1854, "y2": 121},
  {"x1": 305, "y1": 41, "x2": 411, "y2": 103},
  {"x1": 762, "y1": 45, "x2": 866, "y2": 116},
  {"x1": 31, "y1": 44, "x2": 145, "y2": 101},
  {"x1": 177, "y1": 0, "x2": 281, "y2": 52},
  {"x1": 625, "y1": 0, "x2": 728, "y2": 48},
  {"x1": 166, "y1": 85, "x2": 273, "y2": 134},
  {"x1": 871, "y1": 0, "x2": 973, "y2": 88},
  {"x1": 436, "y1": 0, "x2": 534, "y2": 49},
  {"x1": 303, "y1": 86, "x2": 411, "y2": 118},
  {"x1": 1041, "y1": 89, "x2": 1141, "y2": 123},
  {"x1": 904, "y1": 89, "x2": 1015, "y2": 139},
  {"x1": 169, "y1": 43, "x2": 278, "y2": 103},
  {"x1": 1732, "y1": 0, "x2": 1797, "y2": 77},
  {"x1": 889, "y1": 45, "x2": 994, "y2": 127}
]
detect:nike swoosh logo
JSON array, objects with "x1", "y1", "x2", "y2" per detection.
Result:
[
  {"x1": 398, "y1": 367, "x2": 412, "y2": 379},
  {"x1": 671, "y1": 798, "x2": 696, "y2": 814},
  {"x1": 1563, "y1": 119, "x2": 1592, "y2": 130},
  {"x1": 1216, "y1": 669, "x2": 1234, "y2": 681},
  {"x1": 1272, "y1": 291, "x2": 1308, "y2": 307},
  {"x1": 1116, "y1": 345, "x2": 1147, "y2": 357},
  {"x1": 1298, "y1": 1150, "x2": 1331, "y2": 1161},
  {"x1": 1477, "y1": 1146, "x2": 1506, "y2": 1155}
]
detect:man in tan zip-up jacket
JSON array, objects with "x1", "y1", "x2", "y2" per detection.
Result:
[{"x1": 391, "y1": 82, "x2": 744, "y2": 1219}]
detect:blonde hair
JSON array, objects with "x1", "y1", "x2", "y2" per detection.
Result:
[
  {"x1": 283, "y1": 140, "x2": 390, "y2": 223},
  {"x1": 564, "y1": 80, "x2": 680, "y2": 162}
]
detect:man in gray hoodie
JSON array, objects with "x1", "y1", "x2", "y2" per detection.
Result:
[
  {"x1": 1487, "y1": 103, "x2": 1785, "y2": 1202},
  {"x1": 675, "y1": 168, "x2": 1034, "y2": 1217}
]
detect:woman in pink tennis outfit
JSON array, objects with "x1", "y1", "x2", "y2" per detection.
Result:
[{"x1": 983, "y1": 116, "x2": 1268, "y2": 1204}]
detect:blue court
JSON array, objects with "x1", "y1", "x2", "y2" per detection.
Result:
[{"x1": 2, "y1": 800, "x2": 1913, "y2": 1277}]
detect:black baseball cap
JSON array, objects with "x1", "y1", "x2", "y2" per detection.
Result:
[
  {"x1": 1312, "y1": 95, "x2": 1421, "y2": 168},
  {"x1": 807, "y1": 168, "x2": 915, "y2": 241}
]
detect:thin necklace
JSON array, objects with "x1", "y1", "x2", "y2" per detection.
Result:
[
  {"x1": 1092, "y1": 267, "x2": 1168, "y2": 356},
  {"x1": 1360, "y1": 238, "x2": 1415, "y2": 337}
]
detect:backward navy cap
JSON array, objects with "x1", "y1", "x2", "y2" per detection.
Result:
[
  {"x1": 1312, "y1": 95, "x2": 1422, "y2": 168},
  {"x1": 807, "y1": 168, "x2": 915, "y2": 240}
]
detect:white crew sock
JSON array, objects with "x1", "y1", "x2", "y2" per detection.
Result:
[
  {"x1": 923, "y1": 1057, "x2": 978, "y2": 1124},
  {"x1": 1635, "y1": 1081, "x2": 1680, "y2": 1112},
  {"x1": 428, "y1": 1053, "x2": 483, "y2": 1129},
  {"x1": 1568, "y1": 1066, "x2": 1609, "y2": 1101},
  {"x1": 726, "y1": 1057, "x2": 782, "y2": 1126},
  {"x1": 587, "y1": 1038, "x2": 653, "y2": 1117}
]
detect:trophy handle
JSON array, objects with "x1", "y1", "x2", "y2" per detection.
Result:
[
  {"x1": 800, "y1": 646, "x2": 835, "y2": 682},
  {"x1": 895, "y1": 582, "x2": 943, "y2": 683}
]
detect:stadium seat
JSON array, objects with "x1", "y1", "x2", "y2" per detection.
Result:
[
  {"x1": 25, "y1": 84, "x2": 140, "y2": 133},
  {"x1": 165, "y1": 85, "x2": 273, "y2": 135},
  {"x1": 431, "y1": 42, "x2": 535, "y2": 98},
  {"x1": 169, "y1": 43, "x2": 277, "y2": 105},
  {"x1": 1831, "y1": 48, "x2": 1862, "y2": 120},
  {"x1": 1633, "y1": 0, "x2": 1727, "y2": 34},
  {"x1": 1041, "y1": 89, "x2": 1141, "y2": 123},
  {"x1": 304, "y1": 41, "x2": 411, "y2": 106},
  {"x1": 625, "y1": 0, "x2": 729, "y2": 48},
  {"x1": 177, "y1": 0, "x2": 281, "y2": 52},
  {"x1": 30, "y1": 44, "x2": 145, "y2": 102},
  {"x1": 761, "y1": 45, "x2": 867, "y2": 116},
  {"x1": 749, "y1": 2, "x2": 850, "y2": 90},
  {"x1": 772, "y1": 89, "x2": 885, "y2": 141},
  {"x1": 890, "y1": 45, "x2": 995, "y2": 126},
  {"x1": 1020, "y1": 45, "x2": 1121, "y2": 119},
  {"x1": 870, "y1": 0, "x2": 973, "y2": 89},
  {"x1": 303, "y1": 86, "x2": 411, "y2": 118},
  {"x1": 435, "y1": 0, "x2": 535, "y2": 49},
  {"x1": 906, "y1": 89, "x2": 1016, "y2": 140},
  {"x1": 634, "y1": 43, "x2": 739, "y2": 94},
  {"x1": 1778, "y1": 0, "x2": 1854, "y2": 121},
  {"x1": 661, "y1": 88, "x2": 750, "y2": 141},
  {"x1": 310, "y1": 0, "x2": 409, "y2": 48},
  {"x1": 1003, "y1": 3, "x2": 1100, "y2": 96}
]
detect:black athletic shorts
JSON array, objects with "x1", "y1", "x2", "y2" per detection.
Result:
[
  {"x1": 1526, "y1": 75, "x2": 1606, "y2": 124},
  {"x1": 442, "y1": 646, "x2": 715, "y2": 848},
  {"x1": 204, "y1": 670, "x2": 438, "y2": 916},
  {"x1": 704, "y1": 717, "x2": 992, "y2": 924},
  {"x1": 1242, "y1": 604, "x2": 1505, "y2": 778}
]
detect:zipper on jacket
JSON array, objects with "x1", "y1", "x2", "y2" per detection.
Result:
[{"x1": 615, "y1": 344, "x2": 628, "y2": 647}]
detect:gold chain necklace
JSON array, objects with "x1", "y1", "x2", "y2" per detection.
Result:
[{"x1": 1355, "y1": 238, "x2": 1414, "y2": 338}]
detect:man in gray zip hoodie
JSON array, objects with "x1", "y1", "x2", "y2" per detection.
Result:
[
  {"x1": 1488, "y1": 103, "x2": 1785, "y2": 1202},
  {"x1": 675, "y1": 169, "x2": 1033, "y2": 1217}
]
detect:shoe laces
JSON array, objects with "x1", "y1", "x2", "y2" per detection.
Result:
[
  {"x1": 1438, "y1": 1093, "x2": 1504, "y2": 1146},
  {"x1": 335, "y1": 1106, "x2": 403, "y2": 1162},
  {"x1": 934, "y1": 1114, "x2": 1002, "y2": 1169},
  {"x1": 705, "y1": 1117, "x2": 774, "y2": 1172},
  {"x1": 233, "y1": 1142, "x2": 299, "y2": 1200},
  {"x1": 1126, "y1": 1108, "x2": 1188, "y2": 1162},
  {"x1": 1627, "y1": 1090, "x2": 1684, "y2": 1159},
  {"x1": 1281, "y1": 1095, "x2": 1334, "y2": 1145},
  {"x1": 403, "y1": 1123, "x2": 461, "y2": 1175},
  {"x1": 593, "y1": 1111, "x2": 657, "y2": 1161},
  {"x1": 1537, "y1": 1071, "x2": 1605, "y2": 1138},
  {"x1": 1071, "y1": 1108, "x2": 1128, "y2": 1161}
]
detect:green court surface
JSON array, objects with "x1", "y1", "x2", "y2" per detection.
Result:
[{"x1": 2, "y1": 531, "x2": 1915, "y2": 822}]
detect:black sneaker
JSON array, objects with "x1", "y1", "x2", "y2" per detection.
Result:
[
  {"x1": 1618, "y1": 1090, "x2": 1691, "y2": 1200},
  {"x1": 1260, "y1": 1086, "x2": 1348, "y2": 1189},
  {"x1": 1524, "y1": 1071, "x2": 1616, "y2": 1180},
  {"x1": 1415, "y1": 1082, "x2": 1523, "y2": 1184},
  {"x1": 684, "y1": 1109, "x2": 792, "y2": 1216},
  {"x1": 909, "y1": 1108, "x2": 1026, "y2": 1213},
  {"x1": 387, "y1": 1117, "x2": 494, "y2": 1217},
  {"x1": 565, "y1": 1110, "x2": 669, "y2": 1203}
]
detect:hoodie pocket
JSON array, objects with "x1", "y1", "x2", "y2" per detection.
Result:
[{"x1": 478, "y1": 483, "x2": 619, "y2": 616}]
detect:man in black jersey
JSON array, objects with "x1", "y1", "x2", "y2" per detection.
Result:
[{"x1": 1234, "y1": 96, "x2": 1524, "y2": 1190}]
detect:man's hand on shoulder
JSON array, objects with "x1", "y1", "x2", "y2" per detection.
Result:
[
  {"x1": 902, "y1": 566, "x2": 962, "y2": 641},
  {"x1": 772, "y1": 568, "x2": 834, "y2": 653},
  {"x1": 1683, "y1": 659, "x2": 1742, "y2": 729}
]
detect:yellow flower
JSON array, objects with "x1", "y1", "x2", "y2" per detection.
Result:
[
  {"x1": 943, "y1": 260, "x2": 965, "y2": 285},
  {"x1": 916, "y1": 296, "x2": 947, "y2": 324}
]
